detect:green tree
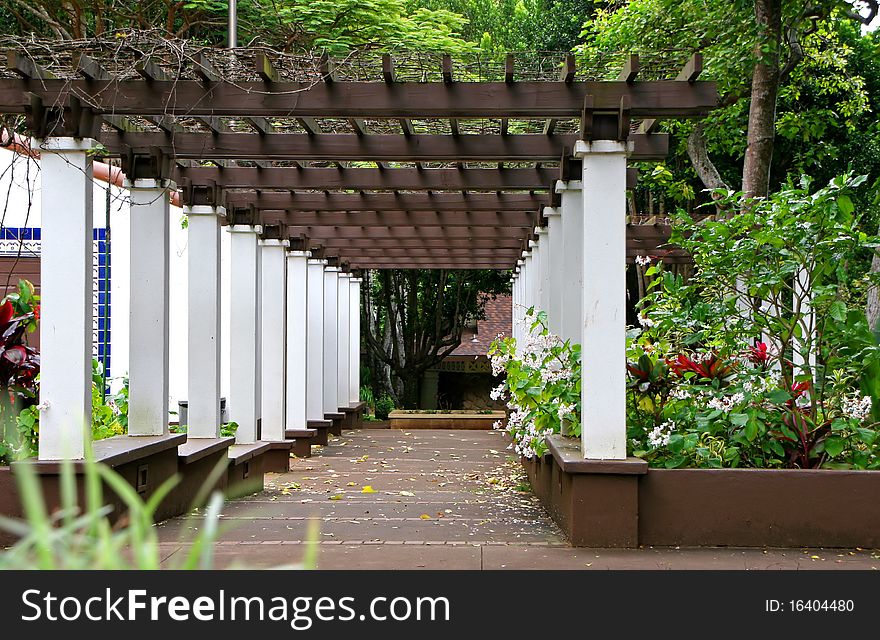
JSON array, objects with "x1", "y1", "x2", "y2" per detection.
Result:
[
  {"x1": 580, "y1": 0, "x2": 877, "y2": 200},
  {"x1": 408, "y1": 0, "x2": 597, "y2": 51},
  {"x1": 363, "y1": 269, "x2": 509, "y2": 408}
]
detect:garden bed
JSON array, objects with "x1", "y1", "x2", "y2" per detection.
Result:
[
  {"x1": 525, "y1": 434, "x2": 880, "y2": 548},
  {"x1": 389, "y1": 410, "x2": 506, "y2": 430}
]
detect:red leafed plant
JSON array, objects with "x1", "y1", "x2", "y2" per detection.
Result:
[
  {"x1": 666, "y1": 352, "x2": 735, "y2": 382},
  {"x1": 0, "y1": 281, "x2": 41, "y2": 461},
  {"x1": 746, "y1": 341, "x2": 771, "y2": 368}
]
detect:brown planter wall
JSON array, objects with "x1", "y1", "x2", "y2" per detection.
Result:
[
  {"x1": 389, "y1": 411, "x2": 506, "y2": 430},
  {"x1": 531, "y1": 436, "x2": 880, "y2": 548},
  {"x1": 639, "y1": 468, "x2": 880, "y2": 548},
  {"x1": 0, "y1": 466, "x2": 22, "y2": 547}
]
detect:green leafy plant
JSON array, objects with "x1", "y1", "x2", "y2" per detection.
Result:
[
  {"x1": 488, "y1": 308, "x2": 580, "y2": 458},
  {"x1": 0, "y1": 451, "x2": 226, "y2": 569},
  {"x1": 628, "y1": 174, "x2": 880, "y2": 469},
  {"x1": 374, "y1": 395, "x2": 395, "y2": 421}
]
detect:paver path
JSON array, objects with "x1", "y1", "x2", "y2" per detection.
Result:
[{"x1": 156, "y1": 429, "x2": 880, "y2": 570}]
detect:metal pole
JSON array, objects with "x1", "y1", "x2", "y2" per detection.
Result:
[{"x1": 228, "y1": 0, "x2": 238, "y2": 49}]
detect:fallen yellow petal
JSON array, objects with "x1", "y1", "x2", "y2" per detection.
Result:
[
  {"x1": 419, "y1": 514, "x2": 432, "y2": 520},
  {"x1": 361, "y1": 485, "x2": 377, "y2": 493}
]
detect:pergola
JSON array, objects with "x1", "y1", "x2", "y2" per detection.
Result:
[{"x1": 0, "y1": 41, "x2": 716, "y2": 465}]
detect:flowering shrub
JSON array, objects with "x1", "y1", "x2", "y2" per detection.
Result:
[
  {"x1": 627, "y1": 174, "x2": 880, "y2": 469},
  {"x1": 488, "y1": 309, "x2": 580, "y2": 458}
]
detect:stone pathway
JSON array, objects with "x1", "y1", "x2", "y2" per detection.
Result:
[{"x1": 156, "y1": 429, "x2": 880, "y2": 570}]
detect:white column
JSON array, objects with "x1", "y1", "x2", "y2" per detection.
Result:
[
  {"x1": 349, "y1": 277, "x2": 362, "y2": 405},
  {"x1": 126, "y1": 179, "x2": 174, "y2": 436},
  {"x1": 285, "y1": 249, "x2": 310, "y2": 432},
  {"x1": 260, "y1": 239, "x2": 288, "y2": 441},
  {"x1": 558, "y1": 180, "x2": 583, "y2": 345},
  {"x1": 336, "y1": 272, "x2": 351, "y2": 410},
  {"x1": 544, "y1": 207, "x2": 563, "y2": 336},
  {"x1": 511, "y1": 273, "x2": 519, "y2": 344},
  {"x1": 186, "y1": 205, "x2": 224, "y2": 438},
  {"x1": 323, "y1": 266, "x2": 340, "y2": 414},
  {"x1": 227, "y1": 225, "x2": 262, "y2": 444},
  {"x1": 792, "y1": 267, "x2": 816, "y2": 376},
  {"x1": 536, "y1": 226, "x2": 550, "y2": 316},
  {"x1": 576, "y1": 140, "x2": 628, "y2": 459},
  {"x1": 37, "y1": 138, "x2": 97, "y2": 460},
  {"x1": 532, "y1": 232, "x2": 543, "y2": 313},
  {"x1": 306, "y1": 258, "x2": 327, "y2": 421}
]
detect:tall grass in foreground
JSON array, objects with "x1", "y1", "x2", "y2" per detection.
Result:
[
  {"x1": 0, "y1": 447, "x2": 321, "y2": 570},
  {"x1": 0, "y1": 449, "x2": 227, "y2": 569}
]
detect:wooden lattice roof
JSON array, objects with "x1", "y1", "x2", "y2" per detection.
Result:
[{"x1": 0, "y1": 35, "x2": 718, "y2": 270}]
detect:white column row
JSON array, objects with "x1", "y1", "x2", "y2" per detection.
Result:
[{"x1": 34, "y1": 136, "x2": 362, "y2": 459}]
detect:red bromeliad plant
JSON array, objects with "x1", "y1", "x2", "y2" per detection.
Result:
[
  {"x1": 666, "y1": 352, "x2": 735, "y2": 383},
  {"x1": 0, "y1": 281, "x2": 41, "y2": 462}
]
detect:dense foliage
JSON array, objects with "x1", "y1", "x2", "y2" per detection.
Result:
[
  {"x1": 627, "y1": 174, "x2": 880, "y2": 469},
  {"x1": 489, "y1": 310, "x2": 580, "y2": 458}
]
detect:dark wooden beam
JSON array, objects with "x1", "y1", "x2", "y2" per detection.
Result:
[
  {"x1": 256, "y1": 52, "x2": 280, "y2": 83},
  {"x1": 228, "y1": 192, "x2": 541, "y2": 211},
  {"x1": 260, "y1": 211, "x2": 536, "y2": 227},
  {"x1": 135, "y1": 58, "x2": 169, "y2": 81},
  {"x1": 176, "y1": 166, "x2": 557, "y2": 190},
  {"x1": 7, "y1": 51, "x2": 56, "y2": 79},
  {"x1": 286, "y1": 225, "x2": 530, "y2": 240},
  {"x1": 0, "y1": 79, "x2": 718, "y2": 118},
  {"x1": 639, "y1": 54, "x2": 704, "y2": 134},
  {"x1": 442, "y1": 55, "x2": 454, "y2": 84},
  {"x1": 316, "y1": 238, "x2": 525, "y2": 249},
  {"x1": 382, "y1": 54, "x2": 396, "y2": 84},
  {"x1": 192, "y1": 53, "x2": 220, "y2": 83},
  {"x1": 348, "y1": 261, "x2": 514, "y2": 269},
  {"x1": 73, "y1": 53, "x2": 110, "y2": 81},
  {"x1": 332, "y1": 247, "x2": 521, "y2": 257},
  {"x1": 101, "y1": 131, "x2": 669, "y2": 161},
  {"x1": 618, "y1": 54, "x2": 640, "y2": 83},
  {"x1": 561, "y1": 54, "x2": 576, "y2": 83}
]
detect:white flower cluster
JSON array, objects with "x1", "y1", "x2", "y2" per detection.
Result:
[
  {"x1": 504, "y1": 404, "x2": 553, "y2": 459},
  {"x1": 634, "y1": 255, "x2": 652, "y2": 266},
  {"x1": 637, "y1": 312, "x2": 655, "y2": 328},
  {"x1": 521, "y1": 330, "x2": 558, "y2": 364},
  {"x1": 489, "y1": 383, "x2": 506, "y2": 401},
  {"x1": 648, "y1": 420, "x2": 674, "y2": 448},
  {"x1": 705, "y1": 392, "x2": 745, "y2": 412},
  {"x1": 489, "y1": 351, "x2": 510, "y2": 376},
  {"x1": 841, "y1": 394, "x2": 873, "y2": 422},
  {"x1": 557, "y1": 402, "x2": 575, "y2": 422}
]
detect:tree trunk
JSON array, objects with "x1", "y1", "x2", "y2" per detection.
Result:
[
  {"x1": 400, "y1": 371, "x2": 421, "y2": 409},
  {"x1": 867, "y1": 226, "x2": 880, "y2": 333},
  {"x1": 687, "y1": 122, "x2": 730, "y2": 195},
  {"x1": 742, "y1": 0, "x2": 783, "y2": 199}
]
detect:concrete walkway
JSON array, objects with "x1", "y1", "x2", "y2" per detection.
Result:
[{"x1": 156, "y1": 429, "x2": 880, "y2": 570}]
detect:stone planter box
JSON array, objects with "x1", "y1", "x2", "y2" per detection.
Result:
[
  {"x1": 389, "y1": 410, "x2": 506, "y2": 430},
  {"x1": 530, "y1": 434, "x2": 880, "y2": 548}
]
